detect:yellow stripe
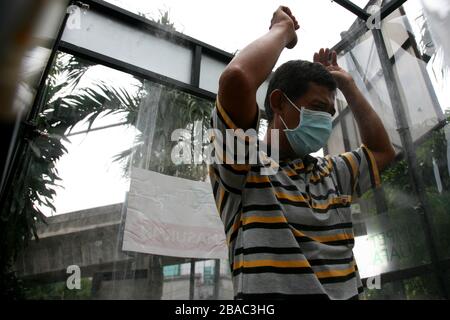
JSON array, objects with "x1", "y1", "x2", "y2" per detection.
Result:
[
  {"x1": 246, "y1": 175, "x2": 270, "y2": 183},
  {"x1": 216, "y1": 97, "x2": 237, "y2": 130},
  {"x1": 274, "y1": 192, "x2": 351, "y2": 210},
  {"x1": 315, "y1": 266, "x2": 356, "y2": 279},
  {"x1": 242, "y1": 216, "x2": 288, "y2": 225},
  {"x1": 312, "y1": 196, "x2": 352, "y2": 210},
  {"x1": 215, "y1": 98, "x2": 258, "y2": 143},
  {"x1": 292, "y1": 163, "x2": 305, "y2": 171},
  {"x1": 217, "y1": 187, "x2": 225, "y2": 215},
  {"x1": 341, "y1": 153, "x2": 358, "y2": 182},
  {"x1": 233, "y1": 259, "x2": 311, "y2": 270},
  {"x1": 290, "y1": 228, "x2": 354, "y2": 243},
  {"x1": 239, "y1": 215, "x2": 354, "y2": 244},
  {"x1": 227, "y1": 216, "x2": 242, "y2": 245},
  {"x1": 275, "y1": 192, "x2": 309, "y2": 203},
  {"x1": 310, "y1": 160, "x2": 333, "y2": 183},
  {"x1": 361, "y1": 144, "x2": 381, "y2": 187},
  {"x1": 283, "y1": 168, "x2": 299, "y2": 177}
]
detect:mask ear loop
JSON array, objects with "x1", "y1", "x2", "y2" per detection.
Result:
[
  {"x1": 279, "y1": 114, "x2": 289, "y2": 129},
  {"x1": 283, "y1": 93, "x2": 302, "y2": 113},
  {"x1": 280, "y1": 93, "x2": 303, "y2": 130}
]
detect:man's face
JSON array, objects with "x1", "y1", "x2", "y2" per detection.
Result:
[{"x1": 268, "y1": 83, "x2": 336, "y2": 159}]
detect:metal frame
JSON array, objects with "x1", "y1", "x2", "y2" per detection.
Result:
[
  {"x1": 59, "y1": 41, "x2": 217, "y2": 101},
  {"x1": 332, "y1": 0, "x2": 370, "y2": 21},
  {"x1": 0, "y1": 1, "x2": 73, "y2": 214}
]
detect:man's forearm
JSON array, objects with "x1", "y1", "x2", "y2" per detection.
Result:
[
  {"x1": 227, "y1": 24, "x2": 291, "y2": 90},
  {"x1": 340, "y1": 80, "x2": 394, "y2": 154}
]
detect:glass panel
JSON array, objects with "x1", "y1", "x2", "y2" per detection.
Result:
[
  {"x1": 199, "y1": 54, "x2": 226, "y2": 93},
  {"x1": 9, "y1": 51, "x2": 235, "y2": 300},
  {"x1": 327, "y1": 2, "x2": 450, "y2": 299},
  {"x1": 61, "y1": 10, "x2": 193, "y2": 84}
]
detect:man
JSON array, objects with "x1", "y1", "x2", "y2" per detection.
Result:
[{"x1": 208, "y1": 6, "x2": 395, "y2": 300}]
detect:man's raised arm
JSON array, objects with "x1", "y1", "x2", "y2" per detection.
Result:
[{"x1": 218, "y1": 6, "x2": 299, "y2": 130}]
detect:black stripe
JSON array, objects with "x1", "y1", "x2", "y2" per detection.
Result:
[
  {"x1": 330, "y1": 158, "x2": 344, "y2": 195},
  {"x1": 278, "y1": 198, "x2": 351, "y2": 213},
  {"x1": 245, "y1": 180, "x2": 339, "y2": 201},
  {"x1": 215, "y1": 105, "x2": 234, "y2": 129},
  {"x1": 234, "y1": 292, "x2": 330, "y2": 300},
  {"x1": 224, "y1": 203, "x2": 242, "y2": 235},
  {"x1": 296, "y1": 237, "x2": 355, "y2": 247},
  {"x1": 242, "y1": 204, "x2": 283, "y2": 213},
  {"x1": 234, "y1": 246, "x2": 303, "y2": 256},
  {"x1": 233, "y1": 266, "x2": 313, "y2": 276},
  {"x1": 286, "y1": 164, "x2": 308, "y2": 175},
  {"x1": 245, "y1": 181, "x2": 296, "y2": 191},
  {"x1": 340, "y1": 155, "x2": 355, "y2": 193},
  {"x1": 242, "y1": 222, "x2": 289, "y2": 231},
  {"x1": 308, "y1": 257, "x2": 354, "y2": 266},
  {"x1": 212, "y1": 166, "x2": 242, "y2": 195},
  {"x1": 358, "y1": 286, "x2": 365, "y2": 294},
  {"x1": 319, "y1": 271, "x2": 356, "y2": 284},
  {"x1": 212, "y1": 181, "x2": 219, "y2": 198},
  {"x1": 290, "y1": 222, "x2": 353, "y2": 232},
  {"x1": 352, "y1": 150, "x2": 361, "y2": 164},
  {"x1": 220, "y1": 162, "x2": 249, "y2": 176},
  {"x1": 277, "y1": 198, "x2": 310, "y2": 209},
  {"x1": 309, "y1": 170, "x2": 333, "y2": 185},
  {"x1": 362, "y1": 146, "x2": 376, "y2": 188},
  {"x1": 228, "y1": 225, "x2": 241, "y2": 244},
  {"x1": 219, "y1": 191, "x2": 229, "y2": 215}
]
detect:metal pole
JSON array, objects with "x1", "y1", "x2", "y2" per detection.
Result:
[
  {"x1": 189, "y1": 260, "x2": 195, "y2": 300},
  {"x1": 213, "y1": 259, "x2": 220, "y2": 300},
  {"x1": 372, "y1": 28, "x2": 448, "y2": 299}
]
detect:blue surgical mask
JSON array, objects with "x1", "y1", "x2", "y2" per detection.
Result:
[{"x1": 279, "y1": 94, "x2": 332, "y2": 158}]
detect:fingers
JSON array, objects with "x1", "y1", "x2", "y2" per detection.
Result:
[
  {"x1": 313, "y1": 52, "x2": 320, "y2": 63},
  {"x1": 314, "y1": 48, "x2": 338, "y2": 66},
  {"x1": 331, "y1": 50, "x2": 338, "y2": 66},
  {"x1": 279, "y1": 6, "x2": 300, "y2": 30}
]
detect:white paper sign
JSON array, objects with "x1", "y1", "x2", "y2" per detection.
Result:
[{"x1": 122, "y1": 167, "x2": 228, "y2": 259}]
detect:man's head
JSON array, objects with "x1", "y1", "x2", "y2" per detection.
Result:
[{"x1": 264, "y1": 60, "x2": 337, "y2": 159}]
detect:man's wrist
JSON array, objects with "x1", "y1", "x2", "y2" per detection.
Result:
[
  {"x1": 339, "y1": 78, "x2": 357, "y2": 96},
  {"x1": 270, "y1": 22, "x2": 295, "y2": 47}
]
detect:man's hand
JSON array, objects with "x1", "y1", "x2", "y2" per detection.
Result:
[
  {"x1": 314, "y1": 49, "x2": 396, "y2": 171},
  {"x1": 314, "y1": 48, "x2": 354, "y2": 90},
  {"x1": 270, "y1": 6, "x2": 300, "y2": 49}
]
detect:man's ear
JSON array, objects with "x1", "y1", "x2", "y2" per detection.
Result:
[{"x1": 269, "y1": 89, "x2": 285, "y2": 116}]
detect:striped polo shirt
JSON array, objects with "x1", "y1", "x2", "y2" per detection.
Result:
[{"x1": 208, "y1": 98, "x2": 381, "y2": 300}]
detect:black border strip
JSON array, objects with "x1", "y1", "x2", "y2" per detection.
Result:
[{"x1": 59, "y1": 40, "x2": 216, "y2": 101}]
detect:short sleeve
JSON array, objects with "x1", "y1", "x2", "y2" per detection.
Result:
[
  {"x1": 208, "y1": 96, "x2": 261, "y2": 193},
  {"x1": 208, "y1": 97, "x2": 260, "y2": 238},
  {"x1": 327, "y1": 144, "x2": 381, "y2": 199}
]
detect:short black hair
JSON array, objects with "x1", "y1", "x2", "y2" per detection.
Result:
[{"x1": 264, "y1": 60, "x2": 337, "y2": 122}]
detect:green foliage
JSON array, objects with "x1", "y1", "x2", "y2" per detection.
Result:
[
  {"x1": 365, "y1": 110, "x2": 450, "y2": 299},
  {"x1": 24, "y1": 278, "x2": 92, "y2": 300}
]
